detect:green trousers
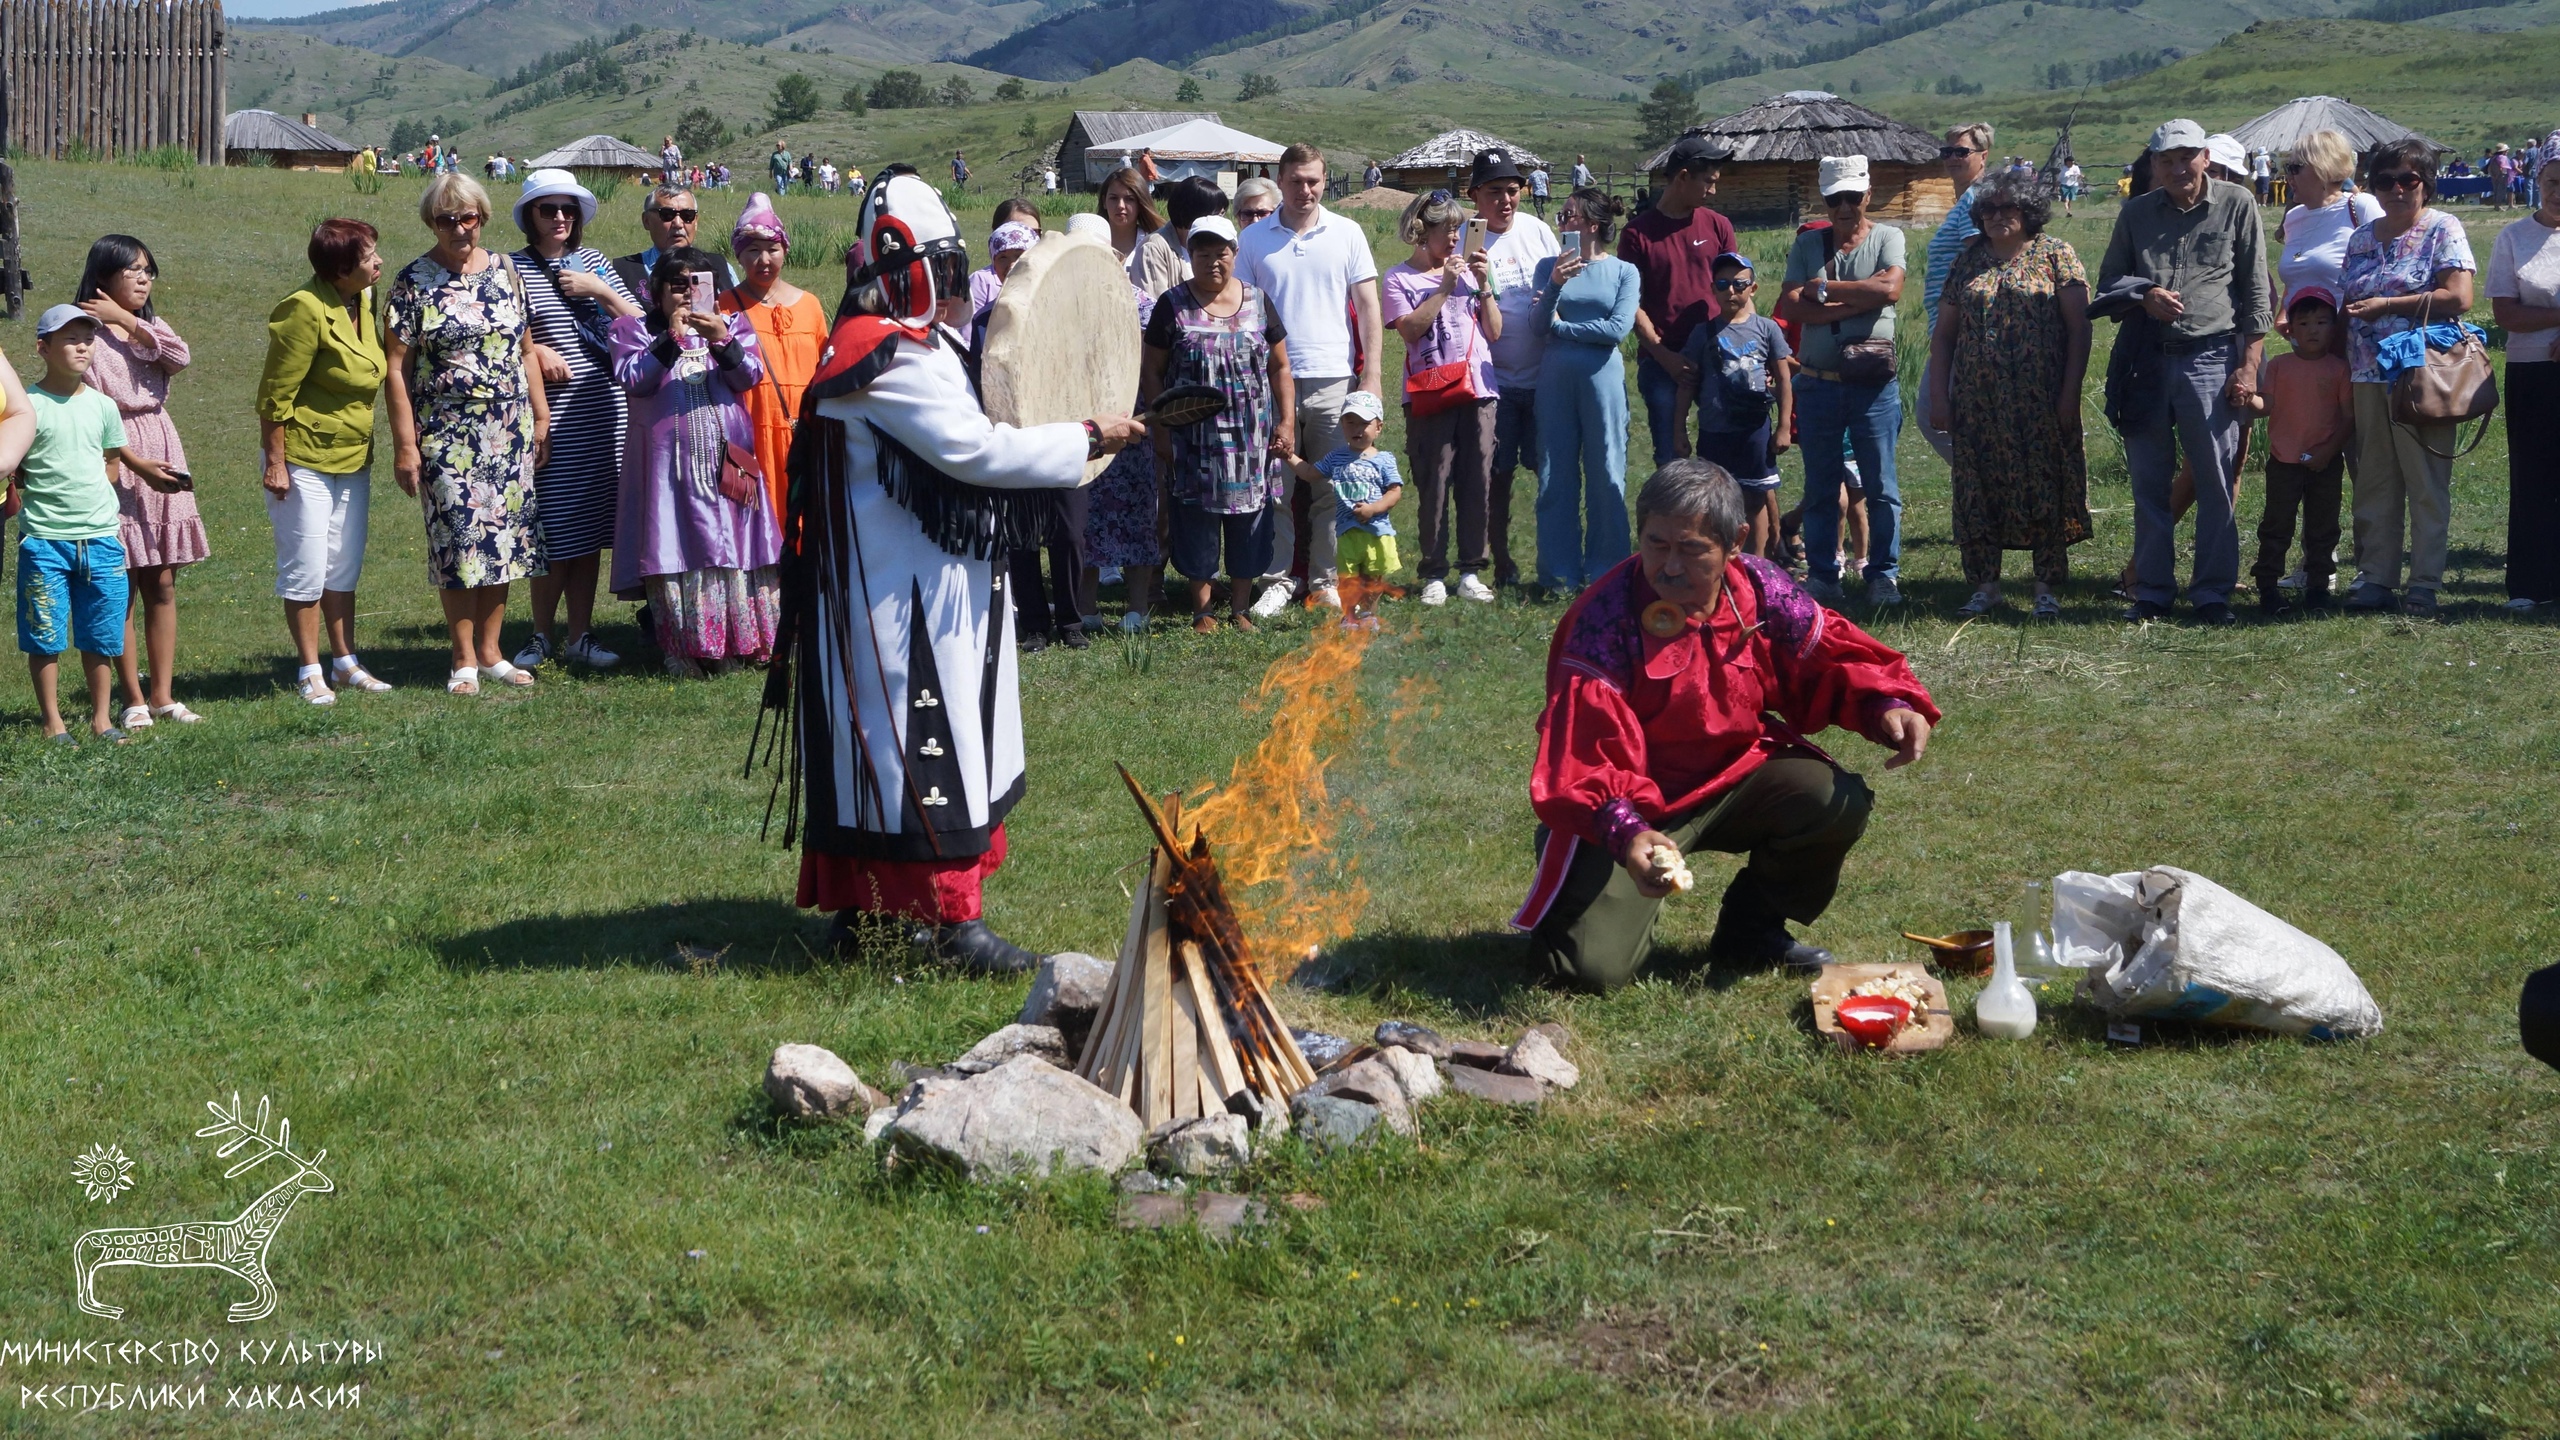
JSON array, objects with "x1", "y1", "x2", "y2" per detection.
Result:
[{"x1": 1528, "y1": 754, "x2": 1873, "y2": 992}]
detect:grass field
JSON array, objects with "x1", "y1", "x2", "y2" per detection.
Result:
[{"x1": 3, "y1": 160, "x2": 2557, "y2": 1435}]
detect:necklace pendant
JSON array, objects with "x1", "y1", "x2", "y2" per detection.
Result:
[{"x1": 1641, "y1": 600, "x2": 1688, "y2": 639}]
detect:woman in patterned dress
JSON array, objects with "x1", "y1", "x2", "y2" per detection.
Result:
[
  {"x1": 1141, "y1": 216, "x2": 1294, "y2": 632},
  {"x1": 508, "y1": 168, "x2": 642, "y2": 672},
  {"x1": 383, "y1": 172, "x2": 551, "y2": 695},
  {"x1": 1923, "y1": 172, "x2": 2092, "y2": 620},
  {"x1": 75, "y1": 235, "x2": 206, "y2": 729}
]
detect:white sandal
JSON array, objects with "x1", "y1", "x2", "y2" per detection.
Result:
[
  {"x1": 120, "y1": 705, "x2": 154, "y2": 730},
  {"x1": 330, "y1": 659, "x2": 392, "y2": 694},
  {"x1": 149, "y1": 701, "x2": 204, "y2": 723},
  {"x1": 447, "y1": 667, "x2": 480, "y2": 696},
  {"x1": 296, "y1": 674, "x2": 337, "y2": 706},
  {"x1": 484, "y1": 659, "x2": 537, "y2": 688}
]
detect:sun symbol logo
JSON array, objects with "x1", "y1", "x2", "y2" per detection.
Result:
[{"x1": 71, "y1": 1144, "x2": 135, "y2": 1204}]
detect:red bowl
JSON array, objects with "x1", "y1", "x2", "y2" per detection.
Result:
[{"x1": 1835, "y1": 995, "x2": 1913, "y2": 1048}]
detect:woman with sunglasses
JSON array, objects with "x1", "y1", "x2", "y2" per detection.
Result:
[
  {"x1": 2338, "y1": 138, "x2": 2476, "y2": 619},
  {"x1": 508, "y1": 169, "x2": 642, "y2": 674},
  {"x1": 384, "y1": 172, "x2": 551, "y2": 695},
  {"x1": 2275, "y1": 130, "x2": 2383, "y2": 330},
  {"x1": 1383, "y1": 188, "x2": 1503, "y2": 605}
]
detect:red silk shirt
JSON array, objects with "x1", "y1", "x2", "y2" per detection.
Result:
[{"x1": 1530, "y1": 555, "x2": 1941, "y2": 849}]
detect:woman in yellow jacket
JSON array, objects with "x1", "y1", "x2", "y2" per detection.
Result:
[{"x1": 256, "y1": 218, "x2": 390, "y2": 704}]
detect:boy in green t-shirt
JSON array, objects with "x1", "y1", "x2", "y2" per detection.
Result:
[{"x1": 15, "y1": 304, "x2": 181, "y2": 742}]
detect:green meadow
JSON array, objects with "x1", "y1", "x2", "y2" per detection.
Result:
[{"x1": 0, "y1": 159, "x2": 2554, "y2": 1435}]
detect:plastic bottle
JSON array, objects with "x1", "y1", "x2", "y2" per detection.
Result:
[
  {"x1": 1976, "y1": 921, "x2": 2039, "y2": 1039},
  {"x1": 2015, "y1": 880, "x2": 2059, "y2": 979}
]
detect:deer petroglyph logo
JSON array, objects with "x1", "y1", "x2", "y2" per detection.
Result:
[{"x1": 73, "y1": 1095, "x2": 335, "y2": 1324}]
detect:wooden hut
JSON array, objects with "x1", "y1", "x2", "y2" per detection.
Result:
[
  {"x1": 224, "y1": 110, "x2": 357, "y2": 172},
  {"x1": 1056, "y1": 110, "x2": 1217, "y2": 192},
  {"x1": 1647, "y1": 92, "x2": 1952, "y2": 228},
  {"x1": 1379, "y1": 128, "x2": 1546, "y2": 194},
  {"x1": 528, "y1": 134, "x2": 659, "y2": 184}
]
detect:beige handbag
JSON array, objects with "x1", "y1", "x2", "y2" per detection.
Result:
[{"x1": 2390, "y1": 294, "x2": 2498, "y2": 459}]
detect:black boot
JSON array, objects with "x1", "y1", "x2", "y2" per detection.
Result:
[
  {"x1": 1705, "y1": 876, "x2": 1833, "y2": 972},
  {"x1": 2303, "y1": 576, "x2": 2332, "y2": 609},
  {"x1": 916, "y1": 919, "x2": 1041, "y2": 975}
]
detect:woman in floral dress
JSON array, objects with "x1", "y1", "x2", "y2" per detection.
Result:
[
  {"x1": 384, "y1": 173, "x2": 551, "y2": 695},
  {"x1": 74, "y1": 235, "x2": 206, "y2": 728},
  {"x1": 1923, "y1": 172, "x2": 2092, "y2": 620}
]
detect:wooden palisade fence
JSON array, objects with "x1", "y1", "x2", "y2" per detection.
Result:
[{"x1": 1, "y1": 0, "x2": 226, "y2": 163}]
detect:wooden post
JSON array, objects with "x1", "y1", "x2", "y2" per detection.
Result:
[{"x1": 1, "y1": 158, "x2": 21, "y2": 321}]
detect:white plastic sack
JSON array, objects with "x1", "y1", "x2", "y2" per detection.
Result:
[
  {"x1": 2071, "y1": 866, "x2": 2383, "y2": 1040},
  {"x1": 2051, "y1": 870, "x2": 2146, "y2": 970}
]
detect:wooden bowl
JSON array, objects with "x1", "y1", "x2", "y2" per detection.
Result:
[{"x1": 1902, "y1": 928, "x2": 1996, "y2": 976}]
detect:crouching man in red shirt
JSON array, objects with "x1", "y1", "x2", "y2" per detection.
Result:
[{"x1": 1512, "y1": 459, "x2": 1940, "y2": 990}]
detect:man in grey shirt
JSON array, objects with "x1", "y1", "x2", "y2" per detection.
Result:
[{"x1": 2098, "y1": 117, "x2": 2271, "y2": 626}]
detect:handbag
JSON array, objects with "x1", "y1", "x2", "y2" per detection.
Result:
[
  {"x1": 1822, "y1": 230, "x2": 1899, "y2": 385},
  {"x1": 2389, "y1": 295, "x2": 2498, "y2": 459},
  {"x1": 1403, "y1": 293, "x2": 1485, "y2": 418},
  {"x1": 719, "y1": 439, "x2": 763, "y2": 507}
]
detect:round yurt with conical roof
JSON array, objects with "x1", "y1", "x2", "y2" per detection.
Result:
[
  {"x1": 1381, "y1": 128, "x2": 1548, "y2": 195},
  {"x1": 1647, "y1": 92, "x2": 1952, "y2": 228},
  {"x1": 527, "y1": 134, "x2": 661, "y2": 185},
  {"x1": 2229, "y1": 96, "x2": 2444, "y2": 160}
]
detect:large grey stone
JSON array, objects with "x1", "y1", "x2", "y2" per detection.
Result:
[
  {"x1": 1149, "y1": 1112, "x2": 1251, "y2": 1177},
  {"x1": 949, "y1": 1023, "x2": 1068, "y2": 1075},
  {"x1": 1291, "y1": 1028, "x2": 1357, "y2": 1069},
  {"x1": 1377, "y1": 1044, "x2": 1443, "y2": 1104},
  {"x1": 1375, "y1": 1020, "x2": 1451, "y2": 1059},
  {"x1": 764, "y1": 1043, "x2": 886, "y2": 1120},
  {"x1": 1018, "y1": 952, "x2": 1115, "y2": 1056},
  {"x1": 862, "y1": 1106, "x2": 899, "y2": 1145},
  {"x1": 1290, "y1": 1092, "x2": 1382, "y2": 1152},
  {"x1": 1306, "y1": 1056, "x2": 1416, "y2": 1137},
  {"x1": 1447, "y1": 1040, "x2": 1509, "y2": 1070},
  {"x1": 1500, "y1": 1030, "x2": 1581, "y2": 1091},
  {"x1": 1448, "y1": 1065, "x2": 1544, "y2": 1108},
  {"x1": 885, "y1": 1054, "x2": 1144, "y2": 1179}
]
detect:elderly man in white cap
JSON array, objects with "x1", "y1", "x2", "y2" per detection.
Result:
[
  {"x1": 1775, "y1": 153, "x2": 1909, "y2": 607},
  {"x1": 2097, "y1": 117, "x2": 2271, "y2": 626}
]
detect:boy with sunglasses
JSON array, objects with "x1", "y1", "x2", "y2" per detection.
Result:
[{"x1": 1673, "y1": 253, "x2": 1792, "y2": 557}]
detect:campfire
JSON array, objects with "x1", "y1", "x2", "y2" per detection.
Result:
[{"x1": 1075, "y1": 766, "x2": 1320, "y2": 1130}]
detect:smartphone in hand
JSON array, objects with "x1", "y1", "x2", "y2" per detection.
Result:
[{"x1": 687, "y1": 270, "x2": 715, "y2": 313}]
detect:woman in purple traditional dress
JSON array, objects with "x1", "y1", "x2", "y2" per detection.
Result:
[{"x1": 608, "y1": 246, "x2": 781, "y2": 675}]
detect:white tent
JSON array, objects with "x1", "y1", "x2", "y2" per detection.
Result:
[
  {"x1": 1083, "y1": 117, "x2": 1284, "y2": 191},
  {"x1": 2229, "y1": 96, "x2": 2442, "y2": 158}
]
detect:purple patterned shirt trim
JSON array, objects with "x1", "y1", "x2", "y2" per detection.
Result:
[
  {"x1": 1597, "y1": 798, "x2": 1651, "y2": 855},
  {"x1": 1736, "y1": 553, "x2": 1824, "y2": 658},
  {"x1": 1557, "y1": 561, "x2": 1644, "y2": 691}
]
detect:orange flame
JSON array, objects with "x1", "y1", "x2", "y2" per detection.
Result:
[{"x1": 1181, "y1": 578, "x2": 1388, "y2": 980}]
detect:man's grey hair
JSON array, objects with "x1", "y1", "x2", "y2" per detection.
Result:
[
  {"x1": 646, "y1": 183, "x2": 694, "y2": 209},
  {"x1": 1233, "y1": 176, "x2": 1280, "y2": 211},
  {"x1": 1636, "y1": 460, "x2": 1749, "y2": 549}
]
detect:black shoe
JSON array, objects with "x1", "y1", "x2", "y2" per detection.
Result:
[
  {"x1": 1058, "y1": 624, "x2": 1091, "y2": 651},
  {"x1": 1018, "y1": 630, "x2": 1050, "y2": 655},
  {"x1": 2259, "y1": 592, "x2": 2291, "y2": 618},
  {"x1": 2122, "y1": 600, "x2": 2171, "y2": 622},
  {"x1": 916, "y1": 919, "x2": 1040, "y2": 975},
  {"x1": 1704, "y1": 880, "x2": 1833, "y2": 972},
  {"x1": 2343, "y1": 583, "x2": 2394, "y2": 612},
  {"x1": 2303, "y1": 579, "x2": 2333, "y2": 609},
  {"x1": 2192, "y1": 601, "x2": 2236, "y2": 626}
]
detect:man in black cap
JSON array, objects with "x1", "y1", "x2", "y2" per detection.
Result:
[
  {"x1": 1618, "y1": 133, "x2": 1737, "y2": 467},
  {"x1": 1469, "y1": 147, "x2": 1561, "y2": 591}
]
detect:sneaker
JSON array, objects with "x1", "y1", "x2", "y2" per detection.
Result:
[
  {"x1": 1866, "y1": 576, "x2": 1902, "y2": 606},
  {"x1": 1248, "y1": 578, "x2": 1295, "y2": 619},
  {"x1": 1018, "y1": 630, "x2": 1049, "y2": 655},
  {"x1": 2192, "y1": 601, "x2": 2237, "y2": 627},
  {"x1": 2303, "y1": 579, "x2": 2333, "y2": 609},
  {"x1": 2343, "y1": 582, "x2": 2394, "y2": 612},
  {"x1": 1805, "y1": 576, "x2": 1846, "y2": 605},
  {"x1": 1312, "y1": 583, "x2": 1342, "y2": 610},
  {"x1": 1419, "y1": 579, "x2": 1449, "y2": 606},
  {"x1": 563, "y1": 632, "x2": 621, "y2": 669},
  {"x1": 1099, "y1": 565, "x2": 1124, "y2": 585},
  {"x1": 1119, "y1": 610, "x2": 1147, "y2": 633},
  {"x1": 1455, "y1": 573, "x2": 1496, "y2": 603},
  {"x1": 2031, "y1": 593, "x2": 2061, "y2": 621},
  {"x1": 2400, "y1": 588, "x2": 2439, "y2": 619},
  {"x1": 2122, "y1": 600, "x2": 2171, "y2": 622},
  {"x1": 2503, "y1": 596, "x2": 2543, "y2": 614},
  {"x1": 510, "y1": 631, "x2": 555, "y2": 669}
]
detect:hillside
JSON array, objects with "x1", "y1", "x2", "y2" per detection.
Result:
[
  {"x1": 965, "y1": 0, "x2": 1319, "y2": 80},
  {"x1": 231, "y1": 27, "x2": 495, "y2": 141}
]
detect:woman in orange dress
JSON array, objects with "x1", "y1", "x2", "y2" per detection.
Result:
[{"x1": 718, "y1": 192, "x2": 826, "y2": 518}]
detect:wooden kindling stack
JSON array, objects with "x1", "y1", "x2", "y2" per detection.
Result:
[{"x1": 1075, "y1": 766, "x2": 1318, "y2": 1130}]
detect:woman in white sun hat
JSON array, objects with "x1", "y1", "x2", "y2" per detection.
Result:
[{"x1": 507, "y1": 167, "x2": 643, "y2": 674}]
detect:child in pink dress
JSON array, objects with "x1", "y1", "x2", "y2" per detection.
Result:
[{"x1": 78, "y1": 235, "x2": 206, "y2": 728}]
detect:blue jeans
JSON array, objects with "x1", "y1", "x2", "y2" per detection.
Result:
[
  {"x1": 1796, "y1": 375, "x2": 1904, "y2": 584},
  {"x1": 2123, "y1": 341, "x2": 2244, "y2": 607},
  {"x1": 1489, "y1": 385, "x2": 1539, "y2": 580},
  {"x1": 1534, "y1": 347, "x2": 1630, "y2": 591},
  {"x1": 1634, "y1": 350, "x2": 1682, "y2": 473}
]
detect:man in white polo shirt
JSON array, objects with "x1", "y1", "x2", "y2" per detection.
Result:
[
  {"x1": 1468, "y1": 147, "x2": 1559, "y2": 590},
  {"x1": 1239, "y1": 141, "x2": 1382, "y2": 614}
]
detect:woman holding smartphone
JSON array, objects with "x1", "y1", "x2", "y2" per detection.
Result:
[
  {"x1": 609, "y1": 247, "x2": 780, "y2": 676},
  {"x1": 1381, "y1": 189, "x2": 1502, "y2": 605}
]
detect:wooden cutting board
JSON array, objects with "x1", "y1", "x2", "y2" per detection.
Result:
[{"x1": 1811, "y1": 963, "x2": 1954, "y2": 1055}]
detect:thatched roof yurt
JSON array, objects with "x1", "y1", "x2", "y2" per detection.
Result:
[
  {"x1": 1646, "y1": 92, "x2": 1952, "y2": 227},
  {"x1": 2229, "y1": 96, "x2": 2444, "y2": 158},
  {"x1": 527, "y1": 134, "x2": 660, "y2": 182},
  {"x1": 1380, "y1": 129, "x2": 1548, "y2": 194},
  {"x1": 224, "y1": 110, "x2": 359, "y2": 172},
  {"x1": 1084, "y1": 118, "x2": 1283, "y2": 192}
]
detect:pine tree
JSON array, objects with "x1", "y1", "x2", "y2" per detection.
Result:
[{"x1": 1635, "y1": 78, "x2": 1696, "y2": 148}]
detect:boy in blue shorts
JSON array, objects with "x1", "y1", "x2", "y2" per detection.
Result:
[
  {"x1": 1291, "y1": 390, "x2": 1404, "y2": 617},
  {"x1": 16, "y1": 304, "x2": 181, "y2": 742},
  {"x1": 1673, "y1": 252, "x2": 1793, "y2": 557}
]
